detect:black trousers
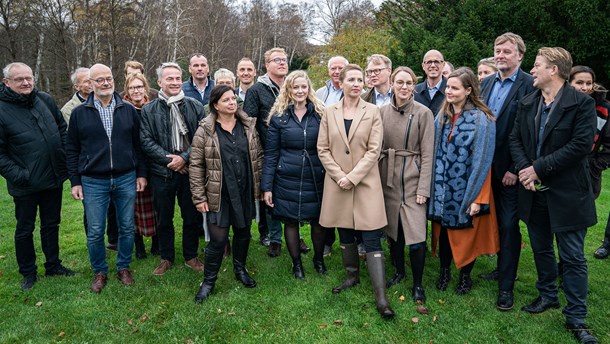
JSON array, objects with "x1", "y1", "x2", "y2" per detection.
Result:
[
  {"x1": 491, "y1": 175, "x2": 521, "y2": 291},
  {"x1": 527, "y1": 193, "x2": 588, "y2": 325},
  {"x1": 337, "y1": 228, "x2": 382, "y2": 252},
  {"x1": 13, "y1": 188, "x2": 63, "y2": 277},
  {"x1": 149, "y1": 174, "x2": 201, "y2": 262}
]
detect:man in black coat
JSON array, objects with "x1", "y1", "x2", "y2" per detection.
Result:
[
  {"x1": 479, "y1": 33, "x2": 535, "y2": 311},
  {"x1": 0, "y1": 62, "x2": 76, "y2": 290},
  {"x1": 414, "y1": 49, "x2": 447, "y2": 116},
  {"x1": 510, "y1": 47, "x2": 598, "y2": 344}
]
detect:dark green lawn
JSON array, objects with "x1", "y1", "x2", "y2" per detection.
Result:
[{"x1": 0, "y1": 177, "x2": 609, "y2": 343}]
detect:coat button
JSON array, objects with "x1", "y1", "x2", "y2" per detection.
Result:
[{"x1": 345, "y1": 150, "x2": 350, "y2": 154}]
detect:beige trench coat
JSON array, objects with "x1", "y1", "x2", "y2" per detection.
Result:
[
  {"x1": 379, "y1": 97, "x2": 434, "y2": 244},
  {"x1": 317, "y1": 99, "x2": 387, "y2": 230}
]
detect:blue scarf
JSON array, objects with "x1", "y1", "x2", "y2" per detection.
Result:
[{"x1": 427, "y1": 106, "x2": 495, "y2": 228}]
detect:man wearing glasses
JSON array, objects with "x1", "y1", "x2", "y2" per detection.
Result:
[
  {"x1": 0, "y1": 62, "x2": 76, "y2": 290},
  {"x1": 67, "y1": 63, "x2": 147, "y2": 293},
  {"x1": 414, "y1": 49, "x2": 447, "y2": 116},
  {"x1": 243, "y1": 47, "x2": 292, "y2": 257},
  {"x1": 362, "y1": 54, "x2": 392, "y2": 107}
]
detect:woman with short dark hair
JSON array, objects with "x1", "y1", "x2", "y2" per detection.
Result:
[{"x1": 190, "y1": 85, "x2": 262, "y2": 302}]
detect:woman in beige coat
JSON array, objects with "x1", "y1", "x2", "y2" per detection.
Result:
[
  {"x1": 379, "y1": 67, "x2": 434, "y2": 303},
  {"x1": 317, "y1": 64, "x2": 394, "y2": 319}
]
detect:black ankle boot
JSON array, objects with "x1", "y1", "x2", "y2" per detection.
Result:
[
  {"x1": 313, "y1": 258, "x2": 327, "y2": 274},
  {"x1": 292, "y1": 257, "x2": 305, "y2": 279},
  {"x1": 332, "y1": 243, "x2": 360, "y2": 293},
  {"x1": 386, "y1": 273, "x2": 405, "y2": 289},
  {"x1": 412, "y1": 286, "x2": 426, "y2": 303},
  {"x1": 455, "y1": 272, "x2": 473, "y2": 295},
  {"x1": 436, "y1": 267, "x2": 451, "y2": 291},
  {"x1": 195, "y1": 245, "x2": 223, "y2": 303},
  {"x1": 233, "y1": 237, "x2": 256, "y2": 288}
]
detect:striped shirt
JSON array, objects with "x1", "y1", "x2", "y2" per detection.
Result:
[{"x1": 94, "y1": 96, "x2": 115, "y2": 140}]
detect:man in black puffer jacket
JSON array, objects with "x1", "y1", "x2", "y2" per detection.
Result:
[{"x1": 0, "y1": 62, "x2": 76, "y2": 290}]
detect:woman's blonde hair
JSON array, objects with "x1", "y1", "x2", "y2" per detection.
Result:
[
  {"x1": 268, "y1": 70, "x2": 324, "y2": 125},
  {"x1": 124, "y1": 73, "x2": 150, "y2": 99},
  {"x1": 439, "y1": 67, "x2": 494, "y2": 123}
]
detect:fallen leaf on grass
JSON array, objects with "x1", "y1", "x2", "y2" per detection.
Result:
[
  {"x1": 319, "y1": 324, "x2": 327, "y2": 329},
  {"x1": 186, "y1": 339, "x2": 194, "y2": 343},
  {"x1": 223, "y1": 268, "x2": 227, "y2": 272},
  {"x1": 437, "y1": 299, "x2": 445, "y2": 304},
  {"x1": 127, "y1": 319, "x2": 133, "y2": 325},
  {"x1": 131, "y1": 329, "x2": 138, "y2": 334},
  {"x1": 0, "y1": 255, "x2": 5, "y2": 259},
  {"x1": 433, "y1": 314, "x2": 438, "y2": 322},
  {"x1": 363, "y1": 323, "x2": 369, "y2": 327},
  {"x1": 399, "y1": 295, "x2": 405, "y2": 302},
  {"x1": 332, "y1": 319, "x2": 343, "y2": 325},
  {"x1": 140, "y1": 314, "x2": 148, "y2": 323},
  {"x1": 521, "y1": 242, "x2": 527, "y2": 249},
  {"x1": 217, "y1": 308, "x2": 222, "y2": 313},
  {"x1": 58, "y1": 332, "x2": 65, "y2": 338},
  {"x1": 416, "y1": 305, "x2": 430, "y2": 315},
  {"x1": 411, "y1": 317, "x2": 419, "y2": 323},
  {"x1": 228, "y1": 312, "x2": 235, "y2": 316},
  {"x1": 35, "y1": 301, "x2": 43, "y2": 307}
]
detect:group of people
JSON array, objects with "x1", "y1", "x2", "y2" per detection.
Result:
[{"x1": 1, "y1": 30, "x2": 607, "y2": 343}]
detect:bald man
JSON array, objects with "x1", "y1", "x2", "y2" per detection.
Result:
[
  {"x1": 66, "y1": 63, "x2": 147, "y2": 293},
  {"x1": 414, "y1": 49, "x2": 448, "y2": 116}
]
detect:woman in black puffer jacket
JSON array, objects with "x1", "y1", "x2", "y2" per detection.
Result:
[{"x1": 262, "y1": 70, "x2": 327, "y2": 279}]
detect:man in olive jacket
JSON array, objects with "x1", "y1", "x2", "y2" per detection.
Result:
[
  {"x1": 510, "y1": 47, "x2": 598, "y2": 344},
  {"x1": 0, "y1": 62, "x2": 75, "y2": 290}
]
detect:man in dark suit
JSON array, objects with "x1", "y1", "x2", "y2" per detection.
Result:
[
  {"x1": 510, "y1": 47, "x2": 598, "y2": 344},
  {"x1": 414, "y1": 49, "x2": 447, "y2": 116},
  {"x1": 479, "y1": 32, "x2": 535, "y2": 311}
]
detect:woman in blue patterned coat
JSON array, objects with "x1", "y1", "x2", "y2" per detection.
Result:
[
  {"x1": 428, "y1": 67, "x2": 500, "y2": 295},
  {"x1": 262, "y1": 70, "x2": 327, "y2": 279}
]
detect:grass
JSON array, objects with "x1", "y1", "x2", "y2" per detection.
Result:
[{"x1": 0, "y1": 177, "x2": 609, "y2": 343}]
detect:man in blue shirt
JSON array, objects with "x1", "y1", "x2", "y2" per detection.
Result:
[
  {"x1": 182, "y1": 53, "x2": 215, "y2": 105},
  {"x1": 362, "y1": 54, "x2": 392, "y2": 107},
  {"x1": 316, "y1": 55, "x2": 348, "y2": 106},
  {"x1": 480, "y1": 33, "x2": 535, "y2": 311},
  {"x1": 414, "y1": 49, "x2": 447, "y2": 116}
]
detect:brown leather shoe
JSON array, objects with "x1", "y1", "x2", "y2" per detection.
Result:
[
  {"x1": 91, "y1": 273, "x2": 107, "y2": 293},
  {"x1": 185, "y1": 258, "x2": 204, "y2": 272},
  {"x1": 153, "y1": 259, "x2": 173, "y2": 275},
  {"x1": 117, "y1": 269, "x2": 134, "y2": 286}
]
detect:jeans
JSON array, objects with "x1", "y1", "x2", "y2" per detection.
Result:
[
  {"x1": 149, "y1": 173, "x2": 201, "y2": 262},
  {"x1": 337, "y1": 228, "x2": 382, "y2": 252},
  {"x1": 264, "y1": 204, "x2": 283, "y2": 244},
  {"x1": 13, "y1": 187, "x2": 63, "y2": 277},
  {"x1": 82, "y1": 172, "x2": 136, "y2": 274}
]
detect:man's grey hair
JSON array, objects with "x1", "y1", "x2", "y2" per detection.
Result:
[
  {"x1": 70, "y1": 67, "x2": 89, "y2": 85},
  {"x1": 214, "y1": 68, "x2": 236, "y2": 83},
  {"x1": 156, "y1": 62, "x2": 182, "y2": 80},
  {"x1": 3, "y1": 62, "x2": 32, "y2": 79},
  {"x1": 327, "y1": 56, "x2": 349, "y2": 69}
]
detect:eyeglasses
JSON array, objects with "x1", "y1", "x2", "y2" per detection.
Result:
[
  {"x1": 8, "y1": 76, "x2": 34, "y2": 84},
  {"x1": 424, "y1": 60, "x2": 444, "y2": 66},
  {"x1": 128, "y1": 85, "x2": 145, "y2": 92},
  {"x1": 270, "y1": 58, "x2": 287, "y2": 64},
  {"x1": 394, "y1": 80, "x2": 415, "y2": 88},
  {"x1": 91, "y1": 77, "x2": 114, "y2": 84},
  {"x1": 365, "y1": 68, "x2": 388, "y2": 77}
]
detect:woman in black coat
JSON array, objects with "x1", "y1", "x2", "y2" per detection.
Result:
[{"x1": 262, "y1": 70, "x2": 327, "y2": 279}]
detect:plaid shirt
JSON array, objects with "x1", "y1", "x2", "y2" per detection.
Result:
[{"x1": 94, "y1": 96, "x2": 116, "y2": 139}]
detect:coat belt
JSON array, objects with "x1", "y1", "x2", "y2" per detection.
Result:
[{"x1": 380, "y1": 148, "x2": 420, "y2": 187}]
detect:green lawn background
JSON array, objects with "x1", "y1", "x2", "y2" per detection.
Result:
[{"x1": 0, "y1": 175, "x2": 609, "y2": 343}]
